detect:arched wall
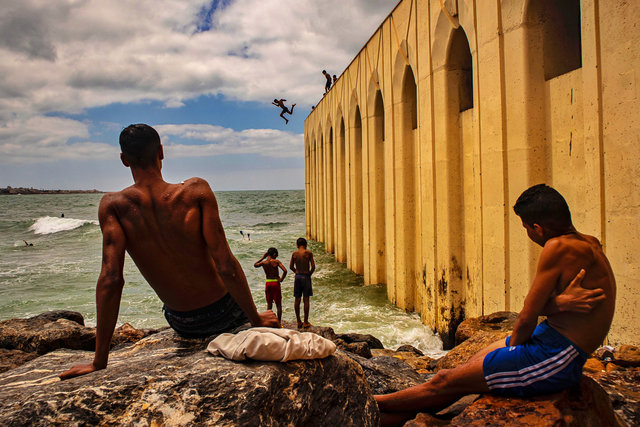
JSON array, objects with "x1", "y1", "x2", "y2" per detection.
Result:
[{"x1": 303, "y1": 0, "x2": 640, "y2": 347}]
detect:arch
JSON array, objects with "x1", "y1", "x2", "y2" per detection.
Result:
[
  {"x1": 336, "y1": 116, "x2": 347, "y2": 262},
  {"x1": 447, "y1": 27, "x2": 473, "y2": 112},
  {"x1": 371, "y1": 89, "x2": 386, "y2": 284},
  {"x1": 349, "y1": 105, "x2": 364, "y2": 274},
  {"x1": 326, "y1": 126, "x2": 335, "y2": 253},
  {"x1": 525, "y1": 0, "x2": 581, "y2": 80}
]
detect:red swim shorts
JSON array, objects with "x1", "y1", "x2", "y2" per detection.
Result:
[{"x1": 265, "y1": 281, "x2": 282, "y2": 305}]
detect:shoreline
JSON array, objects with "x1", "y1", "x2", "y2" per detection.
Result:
[{"x1": 0, "y1": 187, "x2": 103, "y2": 195}]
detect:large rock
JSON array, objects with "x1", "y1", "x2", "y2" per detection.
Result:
[
  {"x1": 0, "y1": 349, "x2": 38, "y2": 374},
  {"x1": 336, "y1": 332, "x2": 384, "y2": 350},
  {"x1": 449, "y1": 376, "x2": 622, "y2": 426},
  {"x1": 586, "y1": 370, "x2": 640, "y2": 426},
  {"x1": 455, "y1": 311, "x2": 517, "y2": 346},
  {"x1": 0, "y1": 329, "x2": 379, "y2": 426},
  {"x1": 613, "y1": 345, "x2": 640, "y2": 367}
]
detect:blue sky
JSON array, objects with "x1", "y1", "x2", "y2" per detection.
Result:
[{"x1": 0, "y1": 0, "x2": 393, "y2": 191}]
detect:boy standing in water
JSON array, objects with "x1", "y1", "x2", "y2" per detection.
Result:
[
  {"x1": 375, "y1": 184, "x2": 615, "y2": 426},
  {"x1": 290, "y1": 237, "x2": 316, "y2": 329},
  {"x1": 254, "y1": 247, "x2": 287, "y2": 322}
]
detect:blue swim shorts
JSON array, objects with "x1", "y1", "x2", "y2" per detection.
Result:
[
  {"x1": 482, "y1": 320, "x2": 588, "y2": 397},
  {"x1": 163, "y1": 292, "x2": 250, "y2": 339}
]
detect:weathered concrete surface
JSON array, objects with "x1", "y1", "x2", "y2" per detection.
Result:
[{"x1": 0, "y1": 329, "x2": 379, "y2": 426}]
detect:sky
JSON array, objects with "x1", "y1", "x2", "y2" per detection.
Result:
[{"x1": 0, "y1": 0, "x2": 395, "y2": 191}]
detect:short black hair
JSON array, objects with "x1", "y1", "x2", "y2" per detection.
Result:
[
  {"x1": 513, "y1": 184, "x2": 572, "y2": 231},
  {"x1": 267, "y1": 247, "x2": 278, "y2": 258},
  {"x1": 119, "y1": 124, "x2": 161, "y2": 167},
  {"x1": 296, "y1": 237, "x2": 307, "y2": 248}
]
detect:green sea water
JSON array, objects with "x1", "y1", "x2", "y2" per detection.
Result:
[{"x1": 0, "y1": 190, "x2": 444, "y2": 356}]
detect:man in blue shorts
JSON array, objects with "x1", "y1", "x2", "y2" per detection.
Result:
[
  {"x1": 375, "y1": 184, "x2": 615, "y2": 426},
  {"x1": 290, "y1": 237, "x2": 315, "y2": 329}
]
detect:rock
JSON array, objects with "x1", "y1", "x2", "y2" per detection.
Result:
[
  {"x1": 0, "y1": 317, "x2": 96, "y2": 354},
  {"x1": 345, "y1": 353, "x2": 427, "y2": 395},
  {"x1": 336, "y1": 332, "x2": 384, "y2": 349},
  {"x1": 450, "y1": 376, "x2": 621, "y2": 426},
  {"x1": 0, "y1": 329, "x2": 379, "y2": 426},
  {"x1": 405, "y1": 412, "x2": 450, "y2": 426},
  {"x1": 371, "y1": 348, "x2": 396, "y2": 357},
  {"x1": 436, "y1": 330, "x2": 509, "y2": 371},
  {"x1": 583, "y1": 358, "x2": 606, "y2": 373},
  {"x1": 606, "y1": 363, "x2": 623, "y2": 373},
  {"x1": 0, "y1": 349, "x2": 38, "y2": 374},
  {"x1": 396, "y1": 344, "x2": 424, "y2": 356},
  {"x1": 281, "y1": 320, "x2": 337, "y2": 341},
  {"x1": 111, "y1": 322, "x2": 164, "y2": 347},
  {"x1": 613, "y1": 345, "x2": 640, "y2": 367},
  {"x1": 335, "y1": 338, "x2": 372, "y2": 358},
  {"x1": 30, "y1": 310, "x2": 85, "y2": 326},
  {"x1": 455, "y1": 311, "x2": 517, "y2": 346},
  {"x1": 586, "y1": 370, "x2": 640, "y2": 426}
]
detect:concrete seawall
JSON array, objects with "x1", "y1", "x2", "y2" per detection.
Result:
[{"x1": 304, "y1": 0, "x2": 640, "y2": 347}]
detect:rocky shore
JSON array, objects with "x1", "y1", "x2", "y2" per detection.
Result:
[{"x1": 1, "y1": 311, "x2": 638, "y2": 426}]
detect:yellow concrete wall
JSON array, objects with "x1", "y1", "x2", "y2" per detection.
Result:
[{"x1": 304, "y1": 0, "x2": 640, "y2": 348}]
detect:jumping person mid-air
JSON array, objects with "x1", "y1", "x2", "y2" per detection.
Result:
[{"x1": 272, "y1": 99, "x2": 295, "y2": 124}]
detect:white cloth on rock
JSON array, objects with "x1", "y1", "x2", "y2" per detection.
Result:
[{"x1": 207, "y1": 327, "x2": 336, "y2": 362}]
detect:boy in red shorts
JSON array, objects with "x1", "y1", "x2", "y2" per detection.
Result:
[{"x1": 254, "y1": 247, "x2": 287, "y2": 322}]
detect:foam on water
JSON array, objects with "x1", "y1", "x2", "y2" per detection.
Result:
[{"x1": 28, "y1": 216, "x2": 98, "y2": 235}]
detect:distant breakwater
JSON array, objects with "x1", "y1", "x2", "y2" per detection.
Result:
[{"x1": 0, "y1": 187, "x2": 103, "y2": 195}]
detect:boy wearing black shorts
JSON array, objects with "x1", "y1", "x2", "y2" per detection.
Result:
[{"x1": 290, "y1": 237, "x2": 315, "y2": 329}]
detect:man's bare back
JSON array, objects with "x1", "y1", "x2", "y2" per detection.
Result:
[
  {"x1": 541, "y1": 232, "x2": 615, "y2": 353},
  {"x1": 105, "y1": 178, "x2": 229, "y2": 311}
]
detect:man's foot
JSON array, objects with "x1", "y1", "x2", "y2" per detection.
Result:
[
  {"x1": 302, "y1": 322, "x2": 312, "y2": 328},
  {"x1": 285, "y1": 119, "x2": 289, "y2": 124},
  {"x1": 297, "y1": 321, "x2": 303, "y2": 329}
]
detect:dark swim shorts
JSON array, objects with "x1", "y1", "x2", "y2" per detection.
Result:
[
  {"x1": 163, "y1": 292, "x2": 250, "y2": 338},
  {"x1": 293, "y1": 273, "x2": 313, "y2": 298}
]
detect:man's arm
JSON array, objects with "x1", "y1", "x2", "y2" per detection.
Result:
[
  {"x1": 277, "y1": 260, "x2": 287, "y2": 282},
  {"x1": 254, "y1": 252, "x2": 268, "y2": 268},
  {"x1": 200, "y1": 182, "x2": 278, "y2": 327},
  {"x1": 309, "y1": 252, "x2": 315, "y2": 275},
  {"x1": 289, "y1": 254, "x2": 296, "y2": 273},
  {"x1": 510, "y1": 240, "x2": 566, "y2": 346},
  {"x1": 541, "y1": 269, "x2": 606, "y2": 315},
  {"x1": 60, "y1": 195, "x2": 126, "y2": 379}
]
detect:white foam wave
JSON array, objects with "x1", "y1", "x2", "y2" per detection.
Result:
[{"x1": 28, "y1": 216, "x2": 98, "y2": 235}]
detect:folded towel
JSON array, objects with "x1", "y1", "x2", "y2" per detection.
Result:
[{"x1": 207, "y1": 327, "x2": 336, "y2": 362}]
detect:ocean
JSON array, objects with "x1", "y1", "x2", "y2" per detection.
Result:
[{"x1": 0, "y1": 190, "x2": 444, "y2": 356}]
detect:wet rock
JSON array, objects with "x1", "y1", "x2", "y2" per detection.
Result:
[
  {"x1": 345, "y1": 353, "x2": 427, "y2": 395},
  {"x1": 613, "y1": 345, "x2": 640, "y2": 367},
  {"x1": 606, "y1": 363, "x2": 624, "y2": 373},
  {"x1": 455, "y1": 311, "x2": 517, "y2": 346},
  {"x1": 30, "y1": 310, "x2": 85, "y2": 326},
  {"x1": 281, "y1": 321, "x2": 337, "y2": 341},
  {"x1": 336, "y1": 332, "x2": 384, "y2": 350},
  {"x1": 405, "y1": 412, "x2": 450, "y2": 426},
  {"x1": 396, "y1": 344, "x2": 424, "y2": 356},
  {"x1": 586, "y1": 370, "x2": 640, "y2": 426},
  {"x1": 111, "y1": 322, "x2": 164, "y2": 348},
  {"x1": 450, "y1": 376, "x2": 621, "y2": 426},
  {"x1": 0, "y1": 329, "x2": 379, "y2": 426},
  {"x1": 0, "y1": 317, "x2": 96, "y2": 354},
  {"x1": 436, "y1": 330, "x2": 509, "y2": 370},
  {"x1": 0, "y1": 349, "x2": 38, "y2": 374},
  {"x1": 335, "y1": 338, "x2": 372, "y2": 358}
]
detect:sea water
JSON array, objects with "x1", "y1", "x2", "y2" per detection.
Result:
[{"x1": 0, "y1": 191, "x2": 444, "y2": 356}]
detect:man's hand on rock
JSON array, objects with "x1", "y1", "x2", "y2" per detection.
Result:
[
  {"x1": 557, "y1": 269, "x2": 606, "y2": 313},
  {"x1": 59, "y1": 362, "x2": 103, "y2": 380},
  {"x1": 257, "y1": 310, "x2": 280, "y2": 328}
]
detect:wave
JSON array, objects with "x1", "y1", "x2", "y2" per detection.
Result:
[
  {"x1": 251, "y1": 222, "x2": 290, "y2": 228},
  {"x1": 28, "y1": 216, "x2": 99, "y2": 235}
]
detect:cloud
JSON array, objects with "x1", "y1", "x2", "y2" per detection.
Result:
[
  {"x1": 157, "y1": 124, "x2": 303, "y2": 159},
  {"x1": 0, "y1": 0, "x2": 390, "y2": 118}
]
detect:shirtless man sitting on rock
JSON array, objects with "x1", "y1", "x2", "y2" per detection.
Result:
[
  {"x1": 375, "y1": 184, "x2": 616, "y2": 426},
  {"x1": 60, "y1": 124, "x2": 279, "y2": 380}
]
